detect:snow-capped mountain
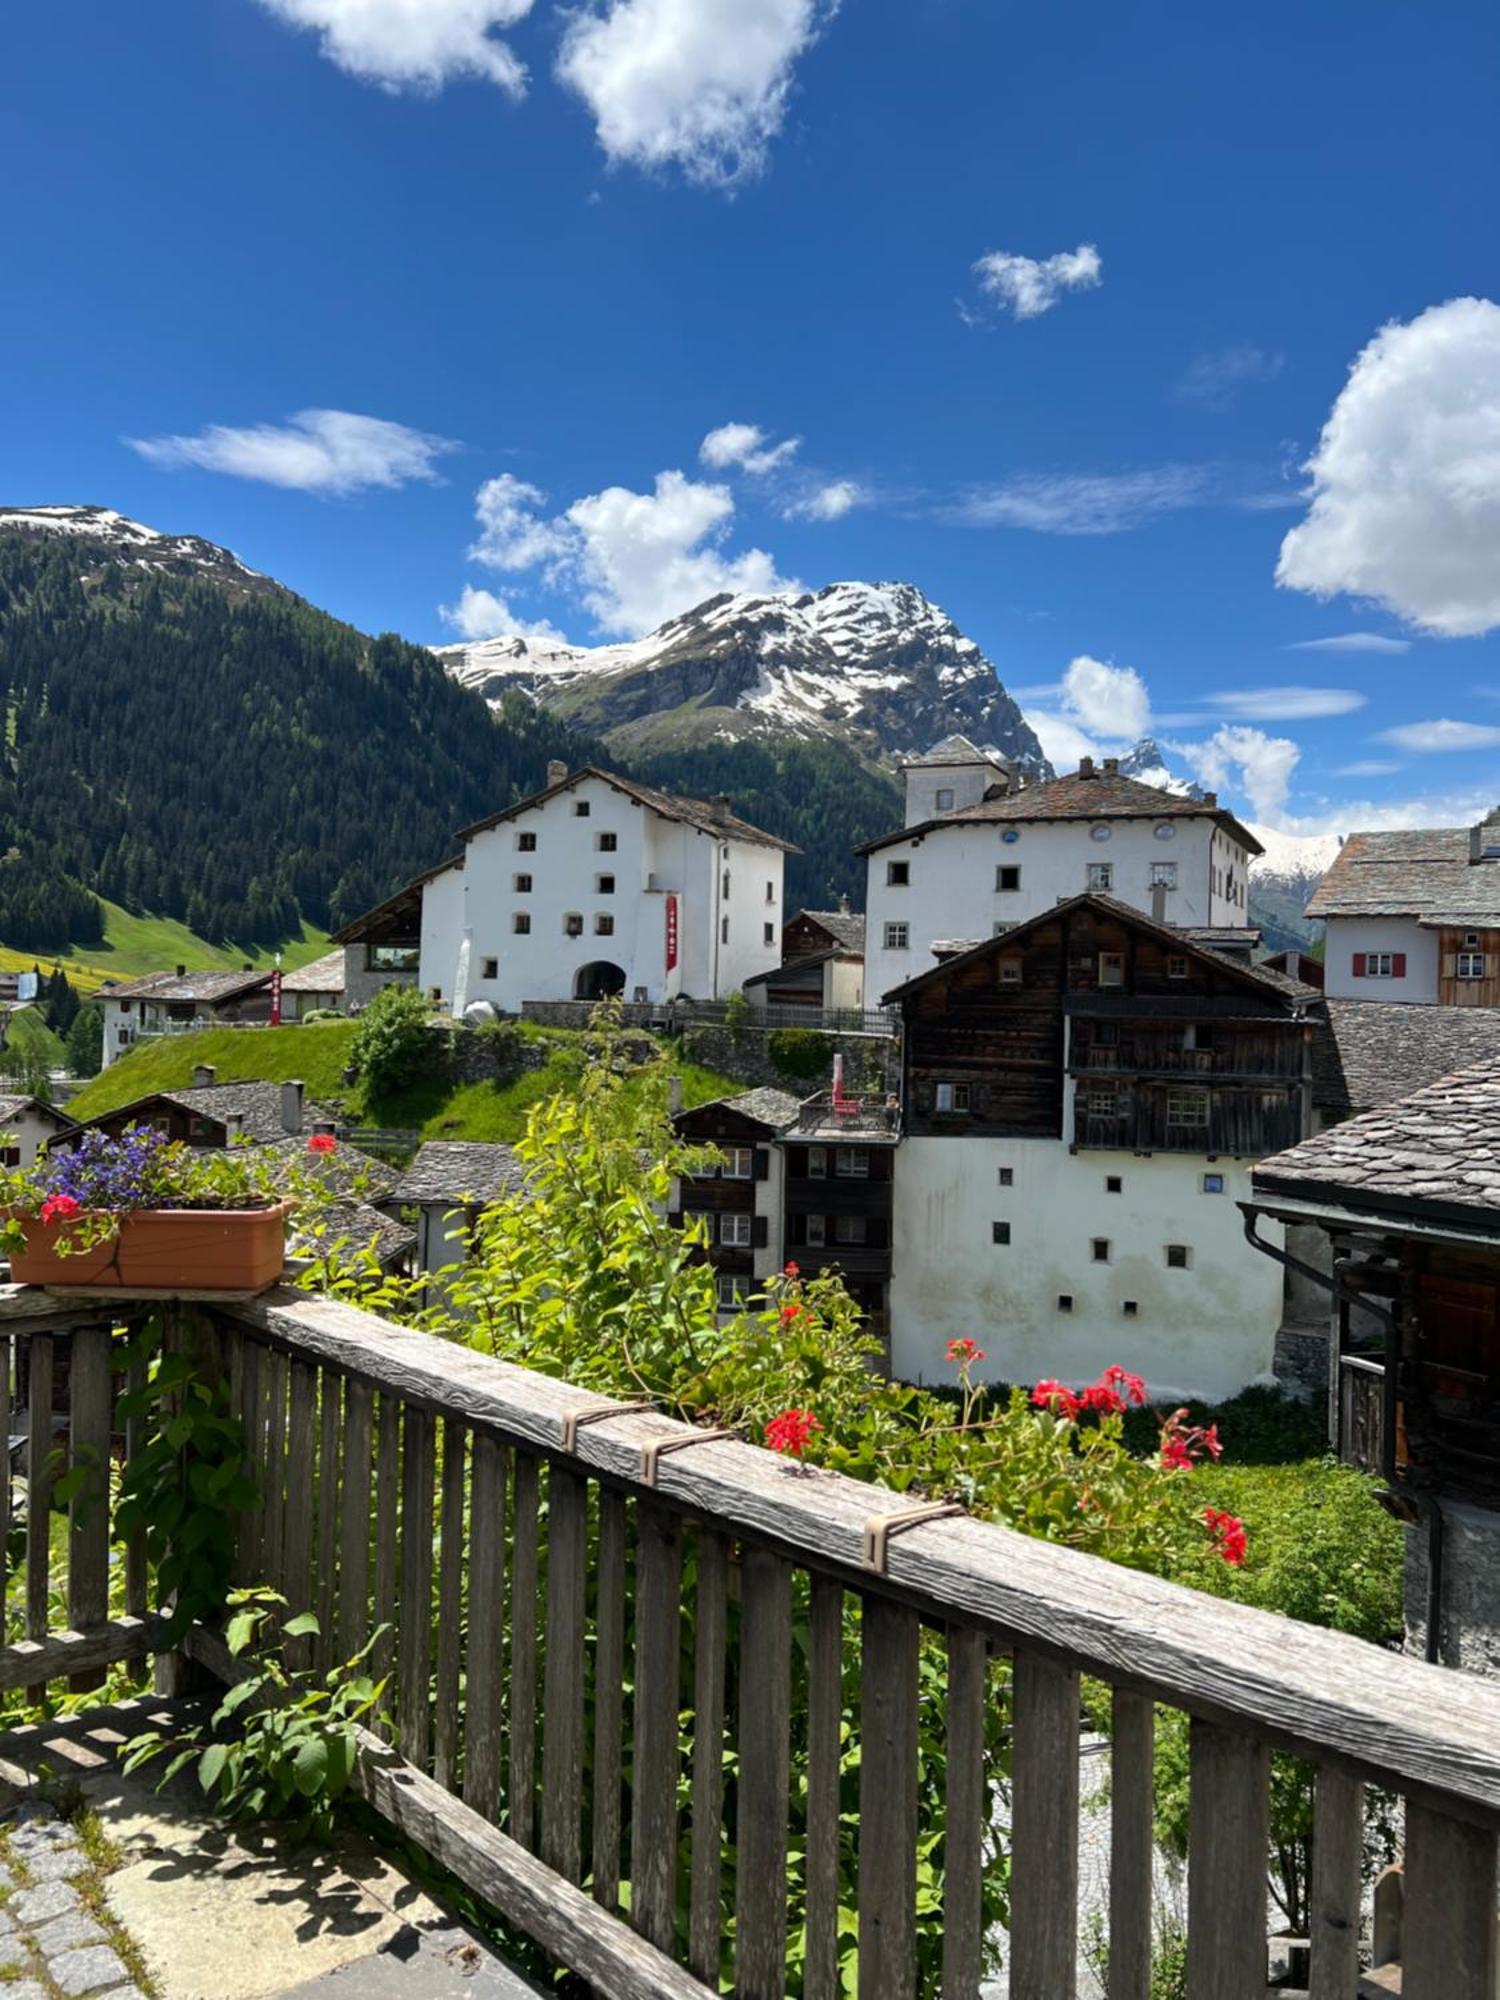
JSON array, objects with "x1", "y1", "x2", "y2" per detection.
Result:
[
  {"x1": 1117, "y1": 736, "x2": 1203, "y2": 798},
  {"x1": 0, "y1": 505, "x2": 276, "y2": 597},
  {"x1": 436, "y1": 581, "x2": 1051, "y2": 774}
]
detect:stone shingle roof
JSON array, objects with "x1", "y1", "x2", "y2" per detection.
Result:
[
  {"x1": 1305, "y1": 816, "x2": 1500, "y2": 921},
  {"x1": 100, "y1": 968, "x2": 273, "y2": 1004},
  {"x1": 722, "y1": 1088, "x2": 802, "y2": 1130},
  {"x1": 292, "y1": 1201, "x2": 416, "y2": 1271},
  {"x1": 797, "y1": 908, "x2": 866, "y2": 954},
  {"x1": 281, "y1": 949, "x2": 346, "y2": 994},
  {"x1": 1256, "y1": 1052, "x2": 1500, "y2": 1228},
  {"x1": 455, "y1": 767, "x2": 797, "y2": 854},
  {"x1": 259, "y1": 1134, "x2": 400, "y2": 1203},
  {"x1": 858, "y1": 767, "x2": 1261, "y2": 858},
  {"x1": 0, "y1": 1096, "x2": 77, "y2": 1130},
  {"x1": 1311, "y1": 1000, "x2": 1500, "y2": 1116},
  {"x1": 390, "y1": 1141, "x2": 529, "y2": 1206},
  {"x1": 86, "y1": 1081, "x2": 339, "y2": 1143}
]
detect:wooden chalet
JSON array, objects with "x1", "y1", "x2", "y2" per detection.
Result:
[{"x1": 671, "y1": 1089, "x2": 799, "y2": 1309}]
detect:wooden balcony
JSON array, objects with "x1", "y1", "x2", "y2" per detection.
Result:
[{"x1": 3, "y1": 1280, "x2": 1500, "y2": 1997}]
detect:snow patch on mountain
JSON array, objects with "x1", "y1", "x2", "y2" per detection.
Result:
[
  {"x1": 0, "y1": 504, "x2": 267, "y2": 588},
  {"x1": 436, "y1": 579, "x2": 1050, "y2": 772}
]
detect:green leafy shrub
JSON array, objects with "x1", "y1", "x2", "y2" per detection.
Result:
[
  {"x1": 766, "y1": 1026, "x2": 831, "y2": 1081},
  {"x1": 349, "y1": 984, "x2": 442, "y2": 1097},
  {"x1": 723, "y1": 988, "x2": 750, "y2": 1034}
]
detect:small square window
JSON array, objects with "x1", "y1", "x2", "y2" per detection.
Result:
[
  {"x1": 1098, "y1": 952, "x2": 1124, "y2": 987},
  {"x1": 835, "y1": 1147, "x2": 870, "y2": 1178},
  {"x1": 1150, "y1": 862, "x2": 1178, "y2": 890},
  {"x1": 514, "y1": 873, "x2": 533, "y2": 893},
  {"x1": 574, "y1": 800, "x2": 591, "y2": 817},
  {"x1": 998, "y1": 1167, "x2": 1014, "y2": 1186},
  {"x1": 992, "y1": 1221, "x2": 1011, "y2": 1245},
  {"x1": 517, "y1": 831, "x2": 537, "y2": 852},
  {"x1": 1168, "y1": 1088, "x2": 1210, "y2": 1125},
  {"x1": 597, "y1": 874, "x2": 615, "y2": 895},
  {"x1": 1058, "y1": 1294, "x2": 1073, "y2": 1313},
  {"x1": 513, "y1": 913, "x2": 531, "y2": 935},
  {"x1": 1166, "y1": 1244, "x2": 1190, "y2": 1269},
  {"x1": 808, "y1": 1148, "x2": 827, "y2": 1179},
  {"x1": 720, "y1": 1212, "x2": 753, "y2": 1248},
  {"x1": 1167, "y1": 955, "x2": 1189, "y2": 979},
  {"x1": 1122, "y1": 1300, "x2": 1139, "y2": 1318},
  {"x1": 935, "y1": 788, "x2": 955, "y2": 811},
  {"x1": 564, "y1": 913, "x2": 584, "y2": 937},
  {"x1": 481, "y1": 957, "x2": 498, "y2": 980},
  {"x1": 1106, "y1": 1175, "x2": 1122, "y2": 1194},
  {"x1": 884, "y1": 922, "x2": 910, "y2": 950},
  {"x1": 887, "y1": 861, "x2": 911, "y2": 887},
  {"x1": 935, "y1": 1082, "x2": 971, "y2": 1113},
  {"x1": 1087, "y1": 1089, "x2": 1118, "y2": 1118},
  {"x1": 597, "y1": 832, "x2": 617, "y2": 852},
  {"x1": 595, "y1": 914, "x2": 615, "y2": 936},
  {"x1": 996, "y1": 865, "x2": 1021, "y2": 892},
  {"x1": 835, "y1": 1214, "x2": 868, "y2": 1246},
  {"x1": 1202, "y1": 1173, "x2": 1225, "y2": 1195},
  {"x1": 805, "y1": 1214, "x2": 827, "y2": 1246},
  {"x1": 1088, "y1": 862, "x2": 1114, "y2": 892},
  {"x1": 1091, "y1": 1238, "x2": 1110, "y2": 1263},
  {"x1": 999, "y1": 957, "x2": 1022, "y2": 984},
  {"x1": 722, "y1": 1148, "x2": 755, "y2": 1180}
]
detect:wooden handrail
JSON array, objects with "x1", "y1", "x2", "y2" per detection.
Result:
[{"x1": 221, "y1": 1286, "x2": 1500, "y2": 1820}]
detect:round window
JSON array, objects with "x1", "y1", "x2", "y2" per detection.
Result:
[
  {"x1": 1154, "y1": 822, "x2": 1176, "y2": 840},
  {"x1": 1090, "y1": 823, "x2": 1112, "y2": 843}
]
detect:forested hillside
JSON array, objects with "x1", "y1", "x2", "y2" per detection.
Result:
[{"x1": 0, "y1": 526, "x2": 598, "y2": 951}]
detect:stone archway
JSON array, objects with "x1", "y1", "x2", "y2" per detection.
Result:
[{"x1": 574, "y1": 960, "x2": 627, "y2": 1002}]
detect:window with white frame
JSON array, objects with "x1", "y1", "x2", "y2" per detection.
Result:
[
  {"x1": 721, "y1": 1147, "x2": 755, "y2": 1180},
  {"x1": 1167, "y1": 1088, "x2": 1210, "y2": 1125},
  {"x1": 1086, "y1": 1089, "x2": 1118, "y2": 1118},
  {"x1": 834, "y1": 1147, "x2": 870, "y2": 1178},
  {"x1": 935, "y1": 788, "x2": 955, "y2": 811},
  {"x1": 934, "y1": 1082, "x2": 971, "y2": 1113},
  {"x1": 999, "y1": 957, "x2": 1022, "y2": 984},
  {"x1": 1355, "y1": 952, "x2": 1403, "y2": 978},
  {"x1": 1150, "y1": 862, "x2": 1178, "y2": 890},
  {"x1": 1458, "y1": 950, "x2": 1487, "y2": 980},
  {"x1": 806, "y1": 1214, "x2": 827, "y2": 1246},
  {"x1": 720, "y1": 1212, "x2": 753, "y2": 1248},
  {"x1": 884, "y1": 922, "x2": 910, "y2": 950},
  {"x1": 1098, "y1": 952, "x2": 1124, "y2": 986},
  {"x1": 835, "y1": 1214, "x2": 867, "y2": 1245},
  {"x1": 1167, "y1": 955, "x2": 1189, "y2": 979},
  {"x1": 716, "y1": 1274, "x2": 746, "y2": 1310},
  {"x1": 1087, "y1": 862, "x2": 1114, "y2": 891}
]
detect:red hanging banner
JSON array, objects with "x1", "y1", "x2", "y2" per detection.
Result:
[
  {"x1": 665, "y1": 894, "x2": 680, "y2": 973},
  {"x1": 270, "y1": 967, "x2": 283, "y2": 1026}
]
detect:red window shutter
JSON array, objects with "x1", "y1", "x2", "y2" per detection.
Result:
[
  {"x1": 1352, "y1": 952, "x2": 1367, "y2": 977},
  {"x1": 1393, "y1": 953, "x2": 1407, "y2": 978}
]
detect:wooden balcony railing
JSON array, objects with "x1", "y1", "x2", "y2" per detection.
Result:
[{"x1": 4, "y1": 1281, "x2": 1500, "y2": 1997}]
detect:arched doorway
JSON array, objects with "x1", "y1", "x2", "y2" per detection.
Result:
[{"x1": 574, "y1": 961, "x2": 627, "y2": 1001}]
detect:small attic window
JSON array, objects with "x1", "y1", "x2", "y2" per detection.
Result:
[{"x1": 935, "y1": 788, "x2": 955, "y2": 811}]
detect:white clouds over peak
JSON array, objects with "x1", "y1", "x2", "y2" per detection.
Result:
[
  {"x1": 458, "y1": 465, "x2": 792, "y2": 638},
  {"x1": 1061, "y1": 655, "x2": 1151, "y2": 740},
  {"x1": 1179, "y1": 725, "x2": 1300, "y2": 822},
  {"x1": 1277, "y1": 296, "x2": 1500, "y2": 637},
  {"x1": 783, "y1": 478, "x2": 866, "y2": 521},
  {"x1": 128, "y1": 407, "x2": 458, "y2": 495},
  {"x1": 951, "y1": 466, "x2": 1207, "y2": 536},
  {"x1": 439, "y1": 584, "x2": 569, "y2": 643},
  {"x1": 255, "y1": 0, "x2": 533, "y2": 93},
  {"x1": 700, "y1": 422, "x2": 800, "y2": 475},
  {"x1": 970, "y1": 243, "x2": 1101, "y2": 322},
  {"x1": 557, "y1": 0, "x2": 833, "y2": 187}
]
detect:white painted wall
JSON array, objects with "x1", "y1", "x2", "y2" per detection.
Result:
[
  {"x1": 891, "y1": 1138, "x2": 1284, "y2": 1401},
  {"x1": 826, "y1": 956, "x2": 866, "y2": 1010},
  {"x1": 1322, "y1": 917, "x2": 1440, "y2": 1002},
  {"x1": 865, "y1": 814, "x2": 1250, "y2": 1003},
  {"x1": 0, "y1": 1105, "x2": 66, "y2": 1168},
  {"x1": 418, "y1": 774, "x2": 784, "y2": 1012},
  {"x1": 903, "y1": 756, "x2": 1009, "y2": 827}
]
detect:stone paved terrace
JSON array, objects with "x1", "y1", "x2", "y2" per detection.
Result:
[{"x1": 0, "y1": 1703, "x2": 542, "y2": 2000}]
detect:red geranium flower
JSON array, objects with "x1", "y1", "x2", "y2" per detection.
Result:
[
  {"x1": 1030, "y1": 1378, "x2": 1082, "y2": 1423},
  {"x1": 783, "y1": 1261, "x2": 800, "y2": 1280},
  {"x1": 780, "y1": 1304, "x2": 805, "y2": 1326},
  {"x1": 765, "y1": 1408, "x2": 822, "y2": 1458},
  {"x1": 307, "y1": 1132, "x2": 337, "y2": 1155},
  {"x1": 947, "y1": 1336, "x2": 986, "y2": 1366},
  {"x1": 1160, "y1": 1410, "x2": 1222, "y2": 1470},
  {"x1": 40, "y1": 1194, "x2": 82, "y2": 1225},
  {"x1": 1203, "y1": 1506, "x2": 1248, "y2": 1566}
]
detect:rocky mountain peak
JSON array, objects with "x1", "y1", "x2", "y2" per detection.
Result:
[
  {"x1": 436, "y1": 579, "x2": 1051, "y2": 775},
  {"x1": 0, "y1": 505, "x2": 276, "y2": 597}
]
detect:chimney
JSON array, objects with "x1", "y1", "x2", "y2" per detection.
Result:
[
  {"x1": 1078, "y1": 757, "x2": 1095, "y2": 779},
  {"x1": 193, "y1": 1063, "x2": 216, "y2": 1090},
  {"x1": 311, "y1": 1119, "x2": 338, "y2": 1145},
  {"x1": 1203, "y1": 791, "x2": 1218, "y2": 807},
  {"x1": 710, "y1": 793, "x2": 732, "y2": 824},
  {"x1": 1472, "y1": 825, "x2": 1485, "y2": 864},
  {"x1": 176, "y1": 964, "x2": 187, "y2": 978},
  {"x1": 223, "y1": 1111, "x2": 244, "y2": 1144},
  {"x1": 1102, "y1": 757, "x2": 1120, "y2": 776},
  {"x1": 281, "y1": 1079, "x2": 305, "y2": 1136},
  {"x1": 546, "y1": 760, "x2": 568, "y2": 787}
]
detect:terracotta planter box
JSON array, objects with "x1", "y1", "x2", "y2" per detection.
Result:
[{"x1": 4, "y1": 1203, "x2": 292, "y2": 1294}]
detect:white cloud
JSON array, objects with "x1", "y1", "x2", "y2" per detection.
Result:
[
  {"x1": 1377, "y1": 719, "x2": 1500, "y2": 753},
  {"x1": 971, "y1": 243, "x2": 1101, "y2": 321},
  {"x1": 557, "y1": 0, "x2": 832, "y2": 186},
  {"x1": 438, "y1": 584, "x2": 568, "y2": 643},
  {"x1": 1205, "y1": 686, "x2": 1366, "y2": 722},
  {"x1": 464, "y1": 465, "x2": 792, "y2": 637},
  {"x1": 1024, "y1": 709, "x2": 1099, "y2": 770},
  {"x1": 1174, "y1": 343, "x2": 1283, "y2": 410},
  {"x1": 1277, "y1": 296, "x2": 1500, "y2": 637},
  {"x1": 784, "y1": 478, "x2": 865, "y2": 521},
  {"x1": 1288, "y1": 632, "x2": 1411, "y2": 655},
  {"x1": 469, "y1": 473, "x2": 572, "y2": 569},
  {"x1": 255, "y1": 0, "x2": 533, "y2": 93},
  {"x1": 127, "y1": 407, "x2": 458, "y2": 494},
  {"x1": 1179, "y1": 725, "x2": 1301, "y2": 822},
  {"x1": 699, "y1": 422, "x2": 800, "y2": 475},
  {"x1": 950, "y1": 466, "x2": 1207, "y2": 535},
  {"x1": 1335, "y1": 760, "x2": 1401, "y2": 778},
  {"x1": 1060, "y1": 655, "x2": 1151, "y2": 740}
]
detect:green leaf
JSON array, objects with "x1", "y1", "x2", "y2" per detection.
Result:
[
  {"x1": 281, "y1": 1612, "x2": 321, "y2": 1640},
  {"x1": 291, "y1": 1735, "x2": 329, "y2": 1797},
  {"x1": 199, "y1": 1743, "x2": 229, "y2": 1794}
]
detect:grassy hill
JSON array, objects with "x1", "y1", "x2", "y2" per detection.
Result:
[
  {"x1": 1, "y1": 1004, "x2": 67, "y2": 1074},
  {"x1": 0, "y1": 902, "x2": 333, "y2": 997},
  {"x1": 65, "y1": 1020, "x2": 741, "y2": 1145}
]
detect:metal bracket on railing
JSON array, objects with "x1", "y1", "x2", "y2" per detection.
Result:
[
  {"x1": 640, "y1": 1429, "x2": 735, "y2": 1490},
  {"x1": 558, "y1": 1400, "x2": 653, "y2": 1455},
  {"x1": 862, "y1": 1501, "x2": 965, "y2": 1576}
]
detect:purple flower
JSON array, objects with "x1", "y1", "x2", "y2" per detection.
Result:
[{"x1": 39, "y1": 1125, "x2": 179, "y2": 1213}]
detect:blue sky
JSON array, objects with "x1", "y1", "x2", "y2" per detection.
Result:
[{"x1": 4, "y1": 0, "x2": 1499, "y2": 834}]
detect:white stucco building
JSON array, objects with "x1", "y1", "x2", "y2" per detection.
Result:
[
  {"x1": 1307, "y1": 809, "x2": 1500, "y2": 1007},
  {"x1": 340, "y1": 763, "x2": 793, "y2": 1016},
  {"x1": 861, "y1": 746, "x2": 1260, "y2": 1005},
  {"x1": 98, "y1": 968, "x2": 275, "y2": 1070},
  {"x1": 0, "y1": 1095, "x2": 78, "y2": 1168}
]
